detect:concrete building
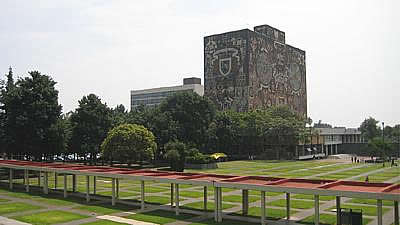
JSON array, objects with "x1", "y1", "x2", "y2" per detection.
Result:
[
  {"x1": 297, "y1": 127, "x2": 365, "y2": 159},
  {"x1": 316, "y1": 127, "x2": 365, "y2": 156},
  {"x1": 130, "y1": 77, "x2": 204, "y2": 110},
  {"x1": 204, "y1": 24, "x2": 307, "y2": 117}
]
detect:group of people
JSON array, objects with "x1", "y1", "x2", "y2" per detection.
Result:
[{"x1": 351, "y1": 156, "x2": 360, "y2": 163}]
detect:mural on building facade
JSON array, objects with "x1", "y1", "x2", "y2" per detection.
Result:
[
  {"x1": 204, "y1": 25, "x2": 307, "y2": 116},
  {"x1": 204, "y1": 30, "x2": 249, "y2": 112}
]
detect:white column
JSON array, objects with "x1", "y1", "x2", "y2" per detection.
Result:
[
  {"x1": 286, "y1": 193, "x2": 290, "y2": 220},
  {"x1": 9, "y1": 168, "x2": 13, "y2": 190},
  {"x1": 111, "y1": 178, "x2": 116, "y2": 206},
  {"x1": 93, "y1": 176, "x2": 96, "y2": 195},
  {"x1": 25, "y1": 169, "x2": 29, "y2": 192},
  {"x1": 175, "y1": 183, "x2": 180, "y2": 216},
  {"x1": 170, "y1": 183, "x2": 174, "y2": 208},
  {"x1": 204, "y1": 186, "x2": 208, "y2": 211},
  {"x1": 214, "y1": 187, "x2": 218, "y2": 222},
  {"x1": 116, "y1": 178, "x2": 119, "y2": 199},
  {"x1": 242, "y1": 190, "x2": 249, "y2": 216},
  {"x1": 72, "y1": 174, "x2": 77, "y2": 192},
  {"x1": 261, "y1": 191, "x2": 266, "y2": 225},
  {"x1": 86, "y1": 175, "x2": 90, "y2": 202},
  {"x1": 218, "y1": 187, "x2": 222, "y2": 222},
  {"x1": 377, "y1": 199, "x2": 383, "y2": 225},
  {"x1": 63, "y1": 174, "x2": 68, "y2": 198},
  {"x1": 394, "y1": 201, "x2": 399, "y2": 225},
  {"x1": 336, "y1": 196, "x2": 341, "y2": 225},
  {"x1": 54, "y1": 173, "x2": 58, "y2": 189},
  {"x1": 314, "y1": 195, "x2": 319, "y2": 225},
  {"x1": 43, "y1": 172, "x2": 49, "y2": 194},
  {"x1": 141, "y1": 180, "x2": 145, "y2": 210},
  {"x1": 38, "y1": 171, "x2": 41, "y2": 187}
]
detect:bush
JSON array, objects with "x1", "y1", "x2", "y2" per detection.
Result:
[
  {"x1": 101, "y1": 124, "x2": 156, "y2": 165},
  {"x1": 164, "y1": 141, "x2": 186, "y2": 171},
  {"x1": 185, "y1": 148, "x2": 213, "y2": 164}
]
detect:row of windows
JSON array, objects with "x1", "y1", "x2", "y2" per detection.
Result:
[
  {"x1": 132, "y1": 98, "x2": 164, "y2": 106},
  {"x1": 131, "y1": 89, "x2": 192, "y2": 100}
]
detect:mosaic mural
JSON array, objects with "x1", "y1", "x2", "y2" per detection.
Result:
[
  {"x1": 204, "y1": 25, "x2": 307, "y2": 116},
  {"x1": 204, "y1": 30, "x2": 249, "y2": 112}
]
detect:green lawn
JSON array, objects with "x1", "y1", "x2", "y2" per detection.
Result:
[
  {"x1": 299, "y1": 213, "x2": 372, "y2": 225},
  {"x1": 128, "y1": 186, "x2": 169, "y2": 193},
  {"x1": 182, "y1": 201, "x2": 235, "y2": 211},
  {"x1": 189, "y1": 218, "x2": 259, "y2": 225},
  {"x1": 222, "y1": 194, "x2": 259, "y2": 203},
  {"x1": 14, "y1": 210, "x2": 89, "y2": 225},
  {"x1": 249, "y1": 190, "x2": 283, "y2": 197},
  {"x1": 125, "y1": 209, "x2": 195, "y2": 224},
  {"x1": 145, "y1": 195, "x2": 184, "y2": 205},
  {"x1": 0, "y1": 198, "x2": 10, "y2": 202},
  {"x1": 97, "y1": 191, "x2": 138, "y2": 198},
  {"x1": 269, "y1": 199, "x2": 315, "y2": 209},
  {"x1": 293, "y1": 194, "x2": 335, "y2": 201},
  {"x1": 231, "y1": 206, "x2": 299, "y2": 220},
  {"x1": 3, "y1": 190, "x2": 79, "y2": 206},
  {"x1": 74, "y1": 204, "x2": 139, "y2": 215},
  {"x1": 179, "y1": 190, "x2": 205, "y2": 198},
  {"x1": 326, "y1": 204, "x2": 390, "y2": 216},
  {"x1": 347, "y1": 198, "x2": 394, "y2": 206},
  {"x1": 0, "y1": 202, "x2": 42, "y2": 214},
  {"x1": 82, "y1": 220, "x2": 129, "y2": 225}
]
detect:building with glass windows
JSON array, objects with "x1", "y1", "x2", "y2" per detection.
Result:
[{"x1": 130, "y1": 77, "x2": 204, "y2": 110}]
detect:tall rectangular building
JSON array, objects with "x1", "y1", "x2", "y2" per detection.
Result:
[
  {"x1": 204, "y1": 24, "x2": 307, "y2": 117},
  {"x1": 131, "y1": 77, "x2": 204, "y2": 110}
]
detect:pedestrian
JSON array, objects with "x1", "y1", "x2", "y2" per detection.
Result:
[
  {"x1": 365, "y1": 176, "x2": 369, "y2": 182},
  {"x1": 351, "y1": 157, "x2": 353, "y2": 163}
]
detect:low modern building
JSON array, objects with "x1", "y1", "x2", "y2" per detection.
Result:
[
  {"x1": 130, "y1": 77, "x2": 204, "y2": 110},
  {"x1": 297, "y1": 127, "x2": 365, "y2": 159}
]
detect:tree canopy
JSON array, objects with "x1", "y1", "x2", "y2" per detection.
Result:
[
  {"x1": 360, "y1": 117, "x2": 380, "y2": 141},
  {"x1": 0, "y1": 70, "x2": 62, "y2": 159},
  {"x1": 69, "y1": 94, "x2": 112, "y2": 162},
  {"x1": 101, "y1": 123, "x2": 156, "y2": 165}
]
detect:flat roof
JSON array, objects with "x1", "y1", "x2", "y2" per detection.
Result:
[{"x1": 0, "y1": 160, "x2": 398, "y2": 200}]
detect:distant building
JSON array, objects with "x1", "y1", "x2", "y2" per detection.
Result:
[
  {"x1": 297, "y1": 127, "x2": 365, "y2": 159},
  {"x1": 204, "y1": 24, "x2": 307, "y2": 117},
  {"x1": 130, "y1": 77, "x2": 204, "y2": 110}
]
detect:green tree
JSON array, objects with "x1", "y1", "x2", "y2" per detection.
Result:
[
  {"x1": 367, "y1": 137, "x2": 393, "y2": 159},
  {"x1": 164, "y1": 140, "x2": 186, "y2": 171},
  {"x1": 101, "y1": 124, "x2": 156, "y2": 166},
  {"x1": 159, "y1": 92, "x2": 216, "y2": 149},
  {"x1": 69, "y1": 94, "x2": 112, "y2": 163},
  {"x1": 111, "y1": 104, "x2": 128, "y2": 128},
  {"x1": 0, "y1": 70, "x2": 62, "y2": 159},
  {"x1": 360, "y1": 117, "x2": 380, "y2": 141}
]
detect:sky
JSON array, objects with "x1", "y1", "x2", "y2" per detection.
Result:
[{"x1": 0, "y1": 0, "x2": 399, "y2": 128}]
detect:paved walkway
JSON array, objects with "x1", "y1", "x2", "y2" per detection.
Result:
[{"x1": 0, "y1": 216, "x2": 31, "y2": 225}]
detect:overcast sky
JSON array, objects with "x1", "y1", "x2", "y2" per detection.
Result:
[{"x1": 1, "y1": 0, "x2": 398, "y2": 128}]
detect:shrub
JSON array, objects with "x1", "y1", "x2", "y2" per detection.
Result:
[{"x1": 101, "y1": 124, "x2": 156, "y2": 166}]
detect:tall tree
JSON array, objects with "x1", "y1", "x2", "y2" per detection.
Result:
[
  {"x1": 159, "y1": 92, "x2": 216, "y2": 149},
  {"x1": 1, "y1": 70, "x2": 62, "y2": 159},
  {"x1": 69, "y1": 94, "x2": 111, "y2": 163},
  {"x1": 360, "y1": 117, "x2": 380, "y2": 141},
  {"x1": 111, "y1": 104, "x2": 128, "y2": 128}
]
